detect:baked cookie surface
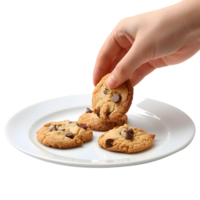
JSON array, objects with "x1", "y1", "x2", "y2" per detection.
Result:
[
  {"x1": 92, "y1": 74, "x2": 133, "y2": 121},
  {"x1": 98, "y1": 124, "x2": 155, "y2": 153},
  {"x1": 78, "y1": 108, "x2": 128, "y2": 131},
  {"x1": 37, "y1": 120, "x2": 93, "y2": 149}
]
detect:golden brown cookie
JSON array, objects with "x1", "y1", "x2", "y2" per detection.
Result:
[
  {"x1": 92, "y1": 73, "x2": 133, "y2": 121},
  {"x1": 36, "y1": 120, "x2": 93, "y2": 149},
  {"x1": 78, "y1": 108, "x2": 128, "y2": 131},
  {"x1": 98, "y1": 124, "x2": 155, "y2": 153}
]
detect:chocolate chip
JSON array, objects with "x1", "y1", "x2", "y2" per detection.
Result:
[
  {"x1": 60, "y1": 129, "x2": 65, "y2": 131},
  {"x1": 125, "y1": 133, "x2": 133, "y2": 140},
  {"x1": 106, "y1": 139, "x2": 114, "y2": 147},
  {"x1": 112, "y1": 94, "x2": 121, "y2": 103},
  {"x1": 79, "y1": 123, "x2": 87, "y2": 129},
  {"x1": 50, "y1": 125, "x2": 58, "y2": 131},
  {"x1": 104, "y1": 88, "x2": 110, "y2": 94},
  {"x1": 65, "y1": 133, "x2": 73, "y2": 139},
  {"x1": 97, "y1": 110, "x2": 100, "y2": 117},
  {"x1": 124, "y1": 129, "x2": 134, "y2": 140},
  {"x1": 86, "y1": 108, "x2": 93, "y2": 113}
]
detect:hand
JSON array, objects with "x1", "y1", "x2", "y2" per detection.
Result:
[{"x1": 93, "y1": 0, "x2": 200, "y2": 88}]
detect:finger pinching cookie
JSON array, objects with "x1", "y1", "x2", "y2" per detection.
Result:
[
  {"x1": 78, "y1": 108, "x2": 128, "y2": 131},
  {"x1": 92, "y1": 73, "x2": 133, "y2": 121},
  {"x1": 98, "y1": 124, "x2": 155, "y2": 153},
  {"x1": 37, "y1": 120, "x2": 93, "y2": 149}
]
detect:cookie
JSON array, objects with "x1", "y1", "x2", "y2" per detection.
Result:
[
  {"x1": 36, "y1": 120, "x2": 93, "y2": 149},
  {"x1": 92, "y1": 73, "x2": 133, "y2": 121},
  {"x1": 78, "y1": 108, "x2": 128, "y2": 131},
  {"x1": 98, "y1": 124, "x2": 155, "y2": 153}
]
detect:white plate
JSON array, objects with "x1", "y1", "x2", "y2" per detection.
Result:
[{"x1": 5, "y1": 94, "x2": 195, "y2": 168}]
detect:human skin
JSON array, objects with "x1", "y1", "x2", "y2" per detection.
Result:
[{"x1": 93, "y1": 0, "x2": 200, "y2": 88}]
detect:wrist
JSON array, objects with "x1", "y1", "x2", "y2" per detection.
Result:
[
  {"x1": 180, "y1": 0, "x2": 200, "y2": 44},
  {"x1": 182, "y1": 0, "x2": 200, "y2": 28}
]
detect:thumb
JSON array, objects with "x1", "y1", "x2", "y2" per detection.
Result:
[{"x1": 107, "y1": 39, "x2": 151, "y2": 88}]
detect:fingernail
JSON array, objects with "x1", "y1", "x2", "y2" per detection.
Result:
[{"x1": 107, "y1": 74, "x2": 117, "y2": 88}]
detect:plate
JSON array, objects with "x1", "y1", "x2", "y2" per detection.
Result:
[{"x1": 5, "y1": 94, "x2": 195, "y2": 167}]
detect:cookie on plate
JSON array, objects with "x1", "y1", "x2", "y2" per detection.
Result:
[
  {"x1": 37, "y1": 120, "x2": 93, "y2": 149},
  {"x1": 98, "y1": 124, "x2": 155, "y2": 153},
  {"x1": 92, "y1": 73, "x2": 133, "y2": 121},
  {"x1": 78, "y1": 108, "x2": 128, "y2": 131}
]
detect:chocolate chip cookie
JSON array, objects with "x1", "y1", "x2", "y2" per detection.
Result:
[
  {"x1": 78, "y1": 108, "x2": 128, "y2": 131},
  {"x1": 92, "y1": 73, "x2": 133, "y2": 121},
  {"x1": 98, "y1": 124, "x2": 155, "y2": 153},
  {"x1": 37, "y1": 120, "x2": 93, "y2": 149}
]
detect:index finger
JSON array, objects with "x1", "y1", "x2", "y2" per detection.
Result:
[{"x1": 93, "y1": 33, "x2": 121, "y2": 86}]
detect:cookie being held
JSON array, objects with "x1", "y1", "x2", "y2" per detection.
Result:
[
  {"x1": 98, "y1": 124, "x2": 155, "y2": 153},
  {"x1": 92, "y1": 73, "x2": 133, "y2": 121},
  {"x1": 78, "y1": 108, "x2": 128, "y2": 131},
  {"x1": 37, "y1": 120, "x2": 93, "y2": 149}
]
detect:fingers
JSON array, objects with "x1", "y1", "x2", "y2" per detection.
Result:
[
  {"x1": 93, "y1": 19, "x2": 134, "y2": 86},
  {"x1": 107, "y1": 39, "x2": 151, "y2": 88},
  {"x1": 129, "y1": 63, "x2": 155, "y2": 86},
  {"x1": 130, "y1": 58, "x2": 168, "y2": 86},
  {"x1": 93, "y1": 34, "x2": 121, "y2": 86},
  {"x1": 108, "y1": 48, "x2": 128, "y2": 73}
]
